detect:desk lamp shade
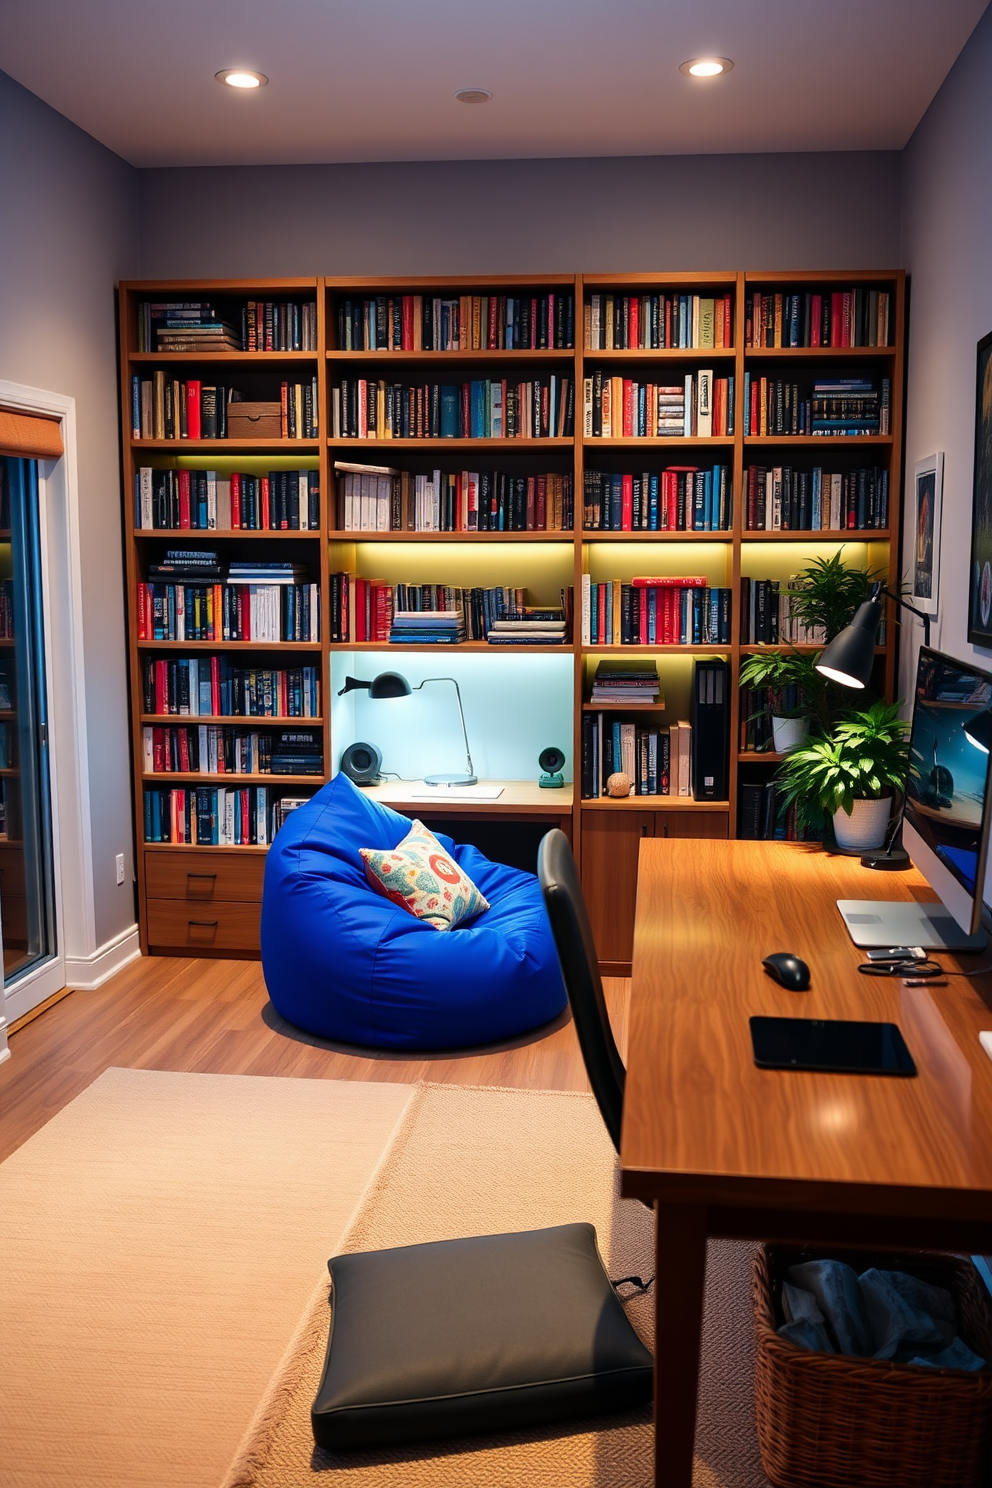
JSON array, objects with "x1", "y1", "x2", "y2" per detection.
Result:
[{"x1": 815, "y1": 593, "x2": 883, "y2": 689}]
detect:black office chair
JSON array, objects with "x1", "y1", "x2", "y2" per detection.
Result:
[{"x1": 537, "y1": 827, "x2": 626, "y2": 1155}]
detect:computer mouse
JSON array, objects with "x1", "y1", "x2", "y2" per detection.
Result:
[{"x1": 762, "y1": 952, "x2": 811, "y2": 991}]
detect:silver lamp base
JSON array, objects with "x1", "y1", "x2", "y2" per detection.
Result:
[{"x1": 423, "y1": 772, "x2": 478, "y2": 787}]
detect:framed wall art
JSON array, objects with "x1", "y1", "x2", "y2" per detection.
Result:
[
  {"x1": 911, "y1": 451, "x2": 943, "y2": 616},
  {"x1": 969, "y1": 330, "x2": 992, "y2": 644}
]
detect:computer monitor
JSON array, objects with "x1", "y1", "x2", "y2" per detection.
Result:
[{"x1": 837, "y1": 646, "x2": 992, "y2": 951}]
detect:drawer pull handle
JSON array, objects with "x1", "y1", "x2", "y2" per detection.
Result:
[
  {"x1": 188, "y1": 919, "x2": 219, "y2": 929},
  {"x1": 187, "y1": 873, "x2": 218, "y2": 881}
]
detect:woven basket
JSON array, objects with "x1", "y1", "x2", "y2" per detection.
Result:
[{"x1": 753, "y1": 1245, "x2": 992, "y2": 1488}]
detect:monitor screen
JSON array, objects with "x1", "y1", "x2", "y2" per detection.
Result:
[{"x1": 903, "y1": 647, "x2": 992, "y2": 935}]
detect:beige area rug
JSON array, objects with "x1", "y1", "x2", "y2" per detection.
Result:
[
  {"x1": 0, "y1": 1068, "x2": 416, "y2": 1488},
  {"x1": 223, "y1": 1084, "x2": 770, "y2": 1488}
]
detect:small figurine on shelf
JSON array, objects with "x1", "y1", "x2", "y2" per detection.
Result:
[{"x1": 606, "y1": 772, "x2": 632, "y2": 798}]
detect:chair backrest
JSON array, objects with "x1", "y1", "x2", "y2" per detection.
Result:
[{"x1": 537, "y1": 829, "x2": 626, "y2": 1154}]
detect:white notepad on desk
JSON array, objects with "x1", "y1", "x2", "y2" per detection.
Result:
[{"x1": 406, "y1": 786, "x2": 505, "y2": 801}]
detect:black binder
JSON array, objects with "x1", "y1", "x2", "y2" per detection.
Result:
[{"x1": 691, "y1": 659, "x2": 729, "y2": 801}]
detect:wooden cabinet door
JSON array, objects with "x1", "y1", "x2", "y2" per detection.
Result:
[
  {"x1": 654, "y1": 811, "x2": 729, "y2": 840},
  {"x1": 581, "y1": 812, "x2": 654, "y2": 967}
]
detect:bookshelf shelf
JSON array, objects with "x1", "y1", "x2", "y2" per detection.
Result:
[
  {"x1": 134, "y1": 439, "x2": 321, "y2": 452},
  {"x1": 326, "y1": 438, "x2": 572, "y2": 451},
  {"x1": 120, "y1": 269, "x2": 905, "y2": 966},
  {"x1": 741, "y1": 530, "x2": 890, "y2": 541},
  {"x1": 141, "y1": 714, "x2": 323, "y2": 726}
]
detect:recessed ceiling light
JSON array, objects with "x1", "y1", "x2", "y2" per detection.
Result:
[
  {"x1": 454, "y1": 88, "x2": 493, "y2": 104},
  {"x1": 215, "y1": 69, "x2": 268, "y2": 89},
  {"x1": 679, "y1": 57, "x2": 734, "y2": 78}
]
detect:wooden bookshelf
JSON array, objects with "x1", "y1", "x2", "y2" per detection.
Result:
[{"x1": 119, "y1": 271, "x2": 906, "y2": 967}]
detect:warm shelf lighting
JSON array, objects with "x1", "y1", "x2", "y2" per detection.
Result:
[
  {"x1": 215, "y1": 69, "x2": 269, "y2": 89},
  {"x1": 679, "y1": 57, "x2": 734, "y2": 78},
  {"x1": 454, "y1": 88, "x2": 493, "y2": 104}
]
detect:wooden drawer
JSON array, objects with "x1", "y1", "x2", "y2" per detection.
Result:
[
  {"x1": 146, "y1": 898, "x2": 262, "y2": 952},
  {"x1": 144, "y1": 849, "x2": 266, "y2": 903}
]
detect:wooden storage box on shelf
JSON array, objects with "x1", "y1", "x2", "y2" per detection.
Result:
[{"x1": 226, "y1": 402, "x2": 282, "y2": 439}]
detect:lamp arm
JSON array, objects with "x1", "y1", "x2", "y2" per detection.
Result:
[
  {"x1": 877, "y1": 585, "x2": 931, "y2": 647},
  {"x1": 416, "y1": 678, "x2": 474, "y2": 776}
]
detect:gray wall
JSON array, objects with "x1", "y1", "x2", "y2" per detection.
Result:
[
  {"x1": 901, "y1": 4, "x2": 992, "y2": 685},
  {"x1": 0, "y1": 69, "x2": 139, "y2": 949},
  {"x1": 138, "y1": 151, "x2": 902, "y2": 279}
]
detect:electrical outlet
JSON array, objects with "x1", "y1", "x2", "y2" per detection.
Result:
[{"x1": 116, "y1": 853, "x2": 125, "y2": 886}]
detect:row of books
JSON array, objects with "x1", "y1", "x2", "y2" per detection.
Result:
[
  {"x1": 244, "y1": 301, "x2": 318, "y2": 352},
  {"x1": 580, "y1": 575, "x2": 732, "y2": 646},
  {"x1": 137, "y1": 300, "x2": 319, "y2": 353},
  {"x1": 582, "y1": 466, "x2": 732, "y2": 532},
  {"x1": 141, "y1": 725, "x2": 322, "y2": 776},
  {"x1": 141, "y1": 656, "x2": 321, "y2": 718},
  {"x1": 742, "y1": 375, "x2": 891, "y2": 437},
  {"x1": 739, "y1": 780, "x2": 813, "y2": 841},
  {"x1": 582, "y1": 371, "x2": 734, "y2": 438},
  {"x1": 331, "y1": 377, "x2": 575, "y2": 440},
  {"x1": 584, "y1": 293, "x2": 733, "y2": 351},
  {"x1": 334, "y1": 293, "x2": 574, "y2": 352},
  {"x1": 743, "y1": 465, "x2": 888, "y2": 531},
  {"x1": 589, "y1": 659, "x2": 662, "y2": 704},
  {"x1": 143, "y1": 785, "x2": 284, "y2": 845},
  {"x1": 581, "y1": 715, "x2": 692, "y2": 798},
  {"x1": 740, "y1": 578, "x2": 824, "y2": 645},
  {"x1": 0, "y1": 581, "x2": 14, "y2": 639},
  {"x1": 332, "y1": 463, "x2": 574, "y2": 532},
  {"x1": 134, "y1": 468, "x2": 319, "y2": 531},
  {"x1": 330, "y1": 575, "x2": 572, "y2": 645},
  {"x1": 744, "y1": 289, "x2": 892, "y2": 350},
  {"x1": 136, "y1": 579, "x2": 320, "y2": 643},
  {"x1": 131, "y1": 375, "x2": 319, "y2": 440}
]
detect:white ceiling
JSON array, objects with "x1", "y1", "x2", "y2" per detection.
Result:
[{"x1": 2, "y1": 0, "x2": 987, "y2": 168}]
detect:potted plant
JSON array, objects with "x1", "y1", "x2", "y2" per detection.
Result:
[
  {"x1": 785, "y1": 549, "x2": 886, "y2": 644},
  {"x1": 775, "y1": 700, "x2": 910, "y2": 850},
  {"x1": 738, "y1": 648, "x2": 826, "y2": 752}
]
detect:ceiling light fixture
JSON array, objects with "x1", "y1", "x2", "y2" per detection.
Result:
[
  {"x1": 215, "y1": 69, "x2": 268, "y2": 89},
  {"x1": 679, "y1": 57, "x2": 734, "y2": 78},
  {"x1": 454, "y1": 88, "x2": 493, "y2": 104}
]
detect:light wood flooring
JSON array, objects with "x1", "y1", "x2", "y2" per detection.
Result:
[{"x1": 0, "y1": 955, "x2": 630, "y2": 1162}]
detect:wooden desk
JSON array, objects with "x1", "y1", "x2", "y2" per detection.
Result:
[
  {"x1": 362, "y1": 779, "x2": 573, "y2": 817},
  {"x1": 624, "y1": 838, "x2": 992, "y2": 1487}
]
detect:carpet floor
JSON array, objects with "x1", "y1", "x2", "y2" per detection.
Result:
[
  {"x1": 223, "y1": 1084, "x2": 770, "y2": 1488},
  {"x1": 0, "y1": 1068, "x2": 416, "y2": 1488}
]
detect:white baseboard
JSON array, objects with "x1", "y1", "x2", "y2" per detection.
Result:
[
  {"x1": 66, "y1": 924, "x2": 141, "y2": 991},
  {"x1": 0, "y1": 1016, "x2": 9, "y2": 1064}
]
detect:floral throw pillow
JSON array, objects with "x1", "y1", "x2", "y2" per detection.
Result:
[{"x1": 360, "y1": 821, "x2": 490, "y2": 931}]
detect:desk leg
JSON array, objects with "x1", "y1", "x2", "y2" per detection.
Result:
[{"x1": 654, "y1": 1202, "x2": 708, "y2": 1488}]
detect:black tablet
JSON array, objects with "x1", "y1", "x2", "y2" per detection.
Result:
[{"x1": 750, "y1": 1015, "x2": 917, "y2": 1076}]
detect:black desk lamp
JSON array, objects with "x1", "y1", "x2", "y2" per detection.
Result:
[
  {"x1": 814, "y1": 582, "x2": 931, "y2": 690},
  {"x1": 337, "y1": 671, "x2": 477, "y2": 786},
  {"x1": 813, "y1": 582, "x2": 933, "y2": 869}
]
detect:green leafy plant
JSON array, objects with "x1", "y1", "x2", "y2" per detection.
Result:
[
  {"x1": 786, "y1": 549, "x2": 886, "y2": 643},
  {"x1": 776, "y1": 700, "x2": 910, "y2": 829},
  {"x1": 738, "y1": 647, "x2": 829, "y2": 729}
]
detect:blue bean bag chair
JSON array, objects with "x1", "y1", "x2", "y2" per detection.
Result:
[{"x1": 260, "y1": 773, "x2": 567, "y2": 1050}]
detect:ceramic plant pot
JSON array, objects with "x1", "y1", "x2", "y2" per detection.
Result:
[
  {"x1": 770, "y1": 716, "x2": 810, "y2": 754},
  {"x1": 831, "y1": 795, "x2": 892, "y2": 851}
]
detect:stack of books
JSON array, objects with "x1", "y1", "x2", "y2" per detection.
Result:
[
  {"x1": 148, "y1": 549, "x2": 223, "y2": 582},
  {"x1": 271, "y1": 728, "x2": 323, "y2": 775},
  {"x1": 143, "y1": 303, "x2": 242, "y2": 352},
  {"x1": 486, "y1": 608, "x2": 568, "y2": 645},
  {"x1": 226, "y1": 560, "x2": 310, "y2": 587},
  {"x1": 590, "y1": 660, "x2": 662, "y2": 704},
  {"x1": 389, "y1": 610, "x2": 466, "y2": 644},
  {"x1": 812, "y1": 379, "x2": 889, "y2": 437}
]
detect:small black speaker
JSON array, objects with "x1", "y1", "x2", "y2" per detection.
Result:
[
  {"x1": 538, "y1": 746, "x2": 566, "y2": 789},
  {"x1": 340, "y1": 742, "x2": 383, "y2": 786}
]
